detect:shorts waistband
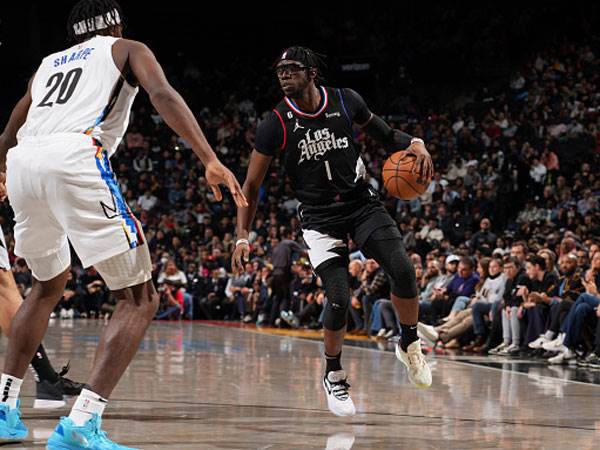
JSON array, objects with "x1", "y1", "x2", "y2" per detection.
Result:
[{"x1": 17, "y1": 133, "x2": 94, "y2": 147}]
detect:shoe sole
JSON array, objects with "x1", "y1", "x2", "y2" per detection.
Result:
[
  {"x1": 47, "y1": 440, "x2": 80, "y2": 450},
  {"x1": 34, "y1": 399, "x2": 67, "y2": 409},
  {"x1": 395, "y1": 345, "x2": 432, "y2": 389},
  {"x1": 321, "y1": 379, "x2": 356, "y2": 417},
  {"x1": 0, "y1": 436, "x2": 26, "y2": 443}
]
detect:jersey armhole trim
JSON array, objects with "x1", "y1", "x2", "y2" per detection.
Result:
[
  {"x1": 110, "y1": 37, "x2": 137, "y2": 89},
  {"x1": 272, "y1": 109, "x2": 287, "y2": 151},
  {"x1": 337, "y1": 89, "x2": 353, "y2": 127}
]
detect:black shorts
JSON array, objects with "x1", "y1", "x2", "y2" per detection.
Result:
[{"x1": 299, "y1": 186, "x2": 398, "y2": 269}]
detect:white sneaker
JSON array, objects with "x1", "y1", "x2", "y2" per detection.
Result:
[
  {"x1": 489, "y1": 342, "x2": 509, "y2": 355},
  {"x1": 548, "y1": 347, "x2": 576, "y2": 365},
  {"x1": 384, "y1": 329, "x2": 396, "y2": 339},
  {"x1": 528, "y1": 335, "x2": 549, "y2": 349},
  {"x1": 325, "y1": 432, "x2": 356, "y2": 450},
  {"x1": 499, "y1": 343, "x2": 520, "y2": 356},
  {"x1": 542, "y1": 333, "x2": 565, "y2": 352},
  {"x1": 322, "y1": 370, "x2": 356, "y2": 417},
  {"x1": 376, "y1": 328, "x2": 387, "y2": 338},
  {"x1": 396, "y1": 340, "x2": 432, "y2": 389},
  {"x1": 417, "y1": 322, "x2": 439, "y2": 345}
]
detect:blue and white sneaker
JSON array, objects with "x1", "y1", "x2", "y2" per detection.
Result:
[
  {"x1": 0, "y1": 400, "x2": 28, "y2": 442},
  {"x1": 47, "y1": 414, "x2": 136, "y2": 450}
]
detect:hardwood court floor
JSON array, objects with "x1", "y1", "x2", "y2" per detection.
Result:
[{"x1": 2, "y1": 320, "x2": 600, "y2": 449}]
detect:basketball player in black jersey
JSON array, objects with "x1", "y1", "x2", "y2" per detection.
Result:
[{"x1": 233, "y1": 47, "x2": 433, "y2": 416}]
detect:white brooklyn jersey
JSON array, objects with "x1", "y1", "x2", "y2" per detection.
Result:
[{"x1": 17, "y1": 35, "x2": 138, "y2": 155}]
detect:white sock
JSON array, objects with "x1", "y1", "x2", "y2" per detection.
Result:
[
  {"x1": 68, "y1": 389, "x2": 108, "y2": 427},
  {"x1": 0, "y1": 374, "x2": 23, "y2": 409},
  {"x1": 544, "y1": 330, "x2": 555, "y2": 341}
]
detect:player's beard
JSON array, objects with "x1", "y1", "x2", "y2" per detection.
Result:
[{"x1": 286, "y1": 78, "x2": 311, "y2": 100}]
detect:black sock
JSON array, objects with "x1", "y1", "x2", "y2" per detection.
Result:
[
  {"x1": 325, "y1": 351, "x2": 342, "y2": 373},
  {"x1": 30, "y1": 345, "x2": 59, "y2": 383},
  {"x1": 400, "y1": 323, "x2": 418, "y2": 352}
]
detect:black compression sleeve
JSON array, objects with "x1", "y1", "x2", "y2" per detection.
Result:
[{"x1": 363, "y1": 114, "x2": 414, "y2": 151}]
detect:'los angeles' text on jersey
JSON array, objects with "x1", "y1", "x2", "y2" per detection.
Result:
[{"x1": 297, "y1": 127, "x2": 350, "y2": 164}]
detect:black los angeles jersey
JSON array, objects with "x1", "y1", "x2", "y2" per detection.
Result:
[{"x1": 255, "y1": 86, "x2": 372, "y2": 205}]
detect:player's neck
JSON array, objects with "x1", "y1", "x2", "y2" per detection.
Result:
[{"x1": 293, "y1": 85, "x2": 322, "y2": 113}]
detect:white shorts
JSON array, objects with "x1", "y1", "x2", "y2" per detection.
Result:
[
  {"x1": 302, "y1": 228, "x2": 347, "y2": 270},
  {"x1": 7, "y1": 133, "x2": 145, "y2": 269},
  {"x1": 0, "y1": 225, "x2": 10, "y2": 270}
]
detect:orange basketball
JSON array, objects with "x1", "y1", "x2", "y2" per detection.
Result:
[{"x1": 382, "y1": 150, "x2": 430, "y2": 200}]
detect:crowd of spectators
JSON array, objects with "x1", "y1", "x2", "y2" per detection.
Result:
[{"x1": 0, "y1": 34, "x2": 598, "y2": 366}]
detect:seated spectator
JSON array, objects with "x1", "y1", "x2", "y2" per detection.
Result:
[
  {"x1": 519, "y1": 255, "x2": 560, "y2": 348},
  {"x1": 528, "y1": 253, "x2": 584, "y2": 351},
  {"x1": 489, "y1": 257, "x2": 528, "y2": 355},
  {"x1": 225, "y1": 262, "x2": 255, "y2": 322},
  {"x1": 354, "y1": 259, "x2": 390, "y2": 336},
  {"x1": 157, "y1": 259, "x2": 188, "y2": 286},
  {"x1": 447, "y1": 258, "x2": 491, "y2": 320},
  {"x1": 429, "y1": 256, "x2": 479, "y2": 324},
  {"x1": 155, "y1": 280, "x2": 184, "y2": 320},
  {"x1": 419, "y1": 254, "x2": 459, "y2": 323}
]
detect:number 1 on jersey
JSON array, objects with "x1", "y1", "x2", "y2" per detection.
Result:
[{"x1": 324, "y1": 160, "x2": 333, "y2": 181}]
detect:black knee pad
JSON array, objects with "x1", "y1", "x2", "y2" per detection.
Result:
[
  {"x1": 362, "y1": 226, "x2": 418, "y2": 298},
  {"x1": 315, "y1": 258, "x2": 351, "y2": 331}
]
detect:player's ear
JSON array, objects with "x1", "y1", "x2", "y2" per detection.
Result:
[{"x1": 309, "y1": 68, "x2": 317, "y2": 81}]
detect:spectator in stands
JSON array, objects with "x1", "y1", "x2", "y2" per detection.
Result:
[
  {"x1": 520, "y1": 255, "x2": 559, "y2": 347},
  {"x1": 489, "y1": 257, "x2": 528, "y2": 355}
]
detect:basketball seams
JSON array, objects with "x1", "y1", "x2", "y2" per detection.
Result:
[{"x1": 382, "y1": 150, "x2": 426, "y2": 200}]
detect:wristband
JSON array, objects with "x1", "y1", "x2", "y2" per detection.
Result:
[
  {"x1": 236, "y1": 239, "x2": 249, "y2": 247},
  {"x1": 410, "y1": 137, "x2": 425, "y2": 145}
]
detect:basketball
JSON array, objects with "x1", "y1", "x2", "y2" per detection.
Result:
[{"x1": 382, "y1": 150, "x2": 430, "y2": 200}]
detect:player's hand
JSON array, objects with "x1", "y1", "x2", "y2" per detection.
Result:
[
  {"x1": 406, "y1": 141, "x2": 434, "y2": 181},
  {"x1": 232, "y1": 241, "x2": 250, "y2": 274},
  {"x1": 205, "y1": 160, "x2": 248, "y2": 208}
]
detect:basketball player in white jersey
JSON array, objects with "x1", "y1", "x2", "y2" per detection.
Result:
[{"x1": 0, "y1": 1, "x2": 247, "y2": 448}]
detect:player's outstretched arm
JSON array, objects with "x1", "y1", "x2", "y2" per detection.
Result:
[
  {"x1": 232, "y1": 150, "x2": 273, "y2": 273},
  {"x1": 115, "y1": 39, "x2": 247, "y2": 207},
  {"x1": 0, "y1": 78, "x2": 33, "y2": 173}
]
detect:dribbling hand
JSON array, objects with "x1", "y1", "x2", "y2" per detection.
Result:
[{"x1": 406, "y1": 141, "x2": 434, "y2": 181}]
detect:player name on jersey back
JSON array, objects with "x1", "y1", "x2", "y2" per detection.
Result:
[{"x1": 52, "y1": 47, "x2": 95, "y2": 67}]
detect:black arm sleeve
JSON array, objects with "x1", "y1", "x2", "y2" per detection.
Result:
[
  {"x1": 364, "y1": 115, "x2": 414, "y2": 151},
  {"x1": 341, "y1": 88, "x2": 372, "y2": 125},
  {"x1": 254, "y1": 112, "x2": 283, "y2": 156}
]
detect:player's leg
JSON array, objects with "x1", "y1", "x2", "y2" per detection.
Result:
[
  {"x1": 47, "y1": 244, "x2": 157, "y2": 450},
  {"x1": 0, "y1": 268, "x2": 83, "y2": 409},
  {"x1": 303, "y1": 229, "x2": 355, "y2": 417},
  {"x1": 0, "y1": 246, "x2": 71, "y2": 442},
  {"x1": 360, "y1": 225, "x2": 432, "y2": 388}
]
